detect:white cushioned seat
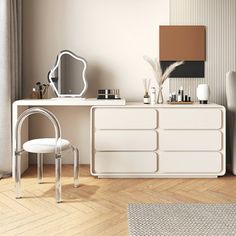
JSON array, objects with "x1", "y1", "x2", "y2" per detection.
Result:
[{"x1": 23, "y1": 138, "x2": 71, "y2": 153}]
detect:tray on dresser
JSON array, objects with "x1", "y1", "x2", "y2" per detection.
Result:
[{"x1": 167, "y1": 101, "x2": 194, "y2": 104}]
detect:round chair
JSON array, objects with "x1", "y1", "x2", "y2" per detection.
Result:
[{"x1": 14, "y1": 107, "x2": 79, "y2": 203}]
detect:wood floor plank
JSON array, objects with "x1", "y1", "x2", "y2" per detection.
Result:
[{"x1": 0, "y1": 165, "x2": 236, "y2": 236}]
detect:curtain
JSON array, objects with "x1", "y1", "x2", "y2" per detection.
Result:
[{"x1": 0, "y1": 0, "x2": 22, "y2": 175}]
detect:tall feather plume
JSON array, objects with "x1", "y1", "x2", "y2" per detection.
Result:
[
  {"x1": 161, "y1": 61, "x2": 184, "y2": 83},
  {"x1": 144, "y1": 56, "x2": 184, "y2": 86},
  {"x1": 143, "y1": 56, "x2": 162, "y2": 85}
]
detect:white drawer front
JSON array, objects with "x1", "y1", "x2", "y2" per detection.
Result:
[
  {"x1": 95, "y1": 130, "x2": 157, "y2": 151},
  {"x1": 95, "y1": 152, "x2": 158, "y2": 173},
  {"x1": 159, "y1": 109, "x2": 222, "y2": 129},
  {"x1": 94, "y1": 108, "x2": 157, "y2": 129},
  {"x1": 159, "y1": 152, "x2": 223, "y2": 173},
  {"x1": 159, "y1": 130, "x2": 222, "y2": 151}
]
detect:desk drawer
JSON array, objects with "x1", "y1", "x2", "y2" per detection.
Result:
[
  {"x1": 159, "y1": 152, "x2": 223, "y2": 173},
  {"x1": 159, "y1": 130, "x2": 222, "y2": 151},
  {"x1": 95, "y1": 152, "x2": 158, "y2": 173},
  {"x1": 94, "y1": 108, "x2": 157, "y2": 129},
  {"x1": 159, "y1": 109, "x2": 222, "y2": 129},
  {"x1": 95, "y1": 130, "x2": 157, "y2": 151}
]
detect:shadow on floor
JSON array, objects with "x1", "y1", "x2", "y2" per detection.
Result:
[{"x1": 40, "y1": 183, "x2": 99, "y2": 203}]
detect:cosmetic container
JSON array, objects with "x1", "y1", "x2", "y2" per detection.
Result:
[
  {"x1": 114, "y1": 89, "x2": 120, "y2": 99},
  {"x1": 143, "y1": 92, "x2": 150, "y2": 104},
  {"x1": 30, "y1": 88, "x2": 39, "y2": 99},
  {"x1": 177, "y1": 90, "x2": 181, "y2": 102},
  {"x1": 150, "y1": 87, "x2": 156, "y2": 104},
  {"x1": 180, "y1": 86, "x2": 184, "y2": 101},
  {"x1": 97, "y1": 89, "x2": 115, "y2": 99},
  {"x1": 172, "y1": 92, "x2": 176, "y2": 102}
]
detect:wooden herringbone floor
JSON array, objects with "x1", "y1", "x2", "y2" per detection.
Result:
[{"x1": 0, "y1": 165, "x2": 236, "y2": 236}]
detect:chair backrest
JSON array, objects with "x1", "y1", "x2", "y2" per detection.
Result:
[
  {"x1": 226, "y1": 71, "x2": 236, "y2": 110},
  {"x1": 15, "y1": 107, "x2": 62, "y2": 154},
  {"x1": 226, "y1": 71, "x2": 236, "y2": 174}
]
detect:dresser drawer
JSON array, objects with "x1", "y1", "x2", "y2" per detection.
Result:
[
  {"x1": 159, "y1": 152, "x2": 223, "y2": 174},
  {"x1": 159, "y1": 130, "x2": 222, "y2": 151},
  {"x1": 159, "y1": 108, "x2": 222, "y2": 129},
  {"x1": 95, "y1": 130, "x2": 157, "y2": 151},
  {"x1": 94, "y1": 152, "x2": 158, "y2": 173},
  {"x1": 94, "y1": 108, "x2": 157, "y2": 129}
]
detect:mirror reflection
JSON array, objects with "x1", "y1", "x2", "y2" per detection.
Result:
[{"x1": 48, "y1": 50, "x2": 88, "y2": 97}]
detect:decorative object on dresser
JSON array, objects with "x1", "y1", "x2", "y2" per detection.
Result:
[
  {"x1": 197, "y1": 84, "x2": 210, "y2": 104},
  {"x1": 142, "y1": 78, "x2": 150, "y2": 104},
  {"x1": 36, "y1": 82, "x2": 50, "y2": 99},
  {"x1": 90, "y1": 103, "x2": 225, "y2": 178},
  {"x1": 48, "y1": 50, "x2": 88, "y2": 98},
  {"x1": 14, "y1": 107, "x2": 79, "y2": 203},
  {"x1": 226, "y1": 71, "x2": 236, "y2": 175},
  {"x1": 97, "y1": 89, "x2": 120, "y2": 100},
  {"x1": 143, "y1": 56, "x2": 183, "y2": 104},
  {"x1": 168, "y1": 86, "x2": 192, "y2": 104},
  {"x1": 30, "y1": 88, "x2": 39, "y2": 99}
]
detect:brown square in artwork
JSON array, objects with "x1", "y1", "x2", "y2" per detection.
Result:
[{"x1": 159, "y1": 26, "x2": 206, "y2": 61}]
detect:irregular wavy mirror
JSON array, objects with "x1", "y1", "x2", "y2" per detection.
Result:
[{"x1": 48, "y1": 50, "x2": 88, "y2": 97}]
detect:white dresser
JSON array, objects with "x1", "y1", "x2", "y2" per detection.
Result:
[{"x1": 90, "y1": 103, "x2": 226, "y2": 178}]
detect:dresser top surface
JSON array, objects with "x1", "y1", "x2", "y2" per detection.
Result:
[{"x1": 94, "y1": 102, "x2": 224, "y2": 109}]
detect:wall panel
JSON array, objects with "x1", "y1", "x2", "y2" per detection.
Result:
[{"x1": 170, "y1": 0, "x2": 236, "y2": 105}]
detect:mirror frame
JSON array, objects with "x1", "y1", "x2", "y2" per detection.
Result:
[{"x1": 48, "y1": 50, "x2": 88, "y2": 97}]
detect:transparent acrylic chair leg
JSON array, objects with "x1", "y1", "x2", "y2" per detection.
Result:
[
  {"x1": 55, "y1": 155, "x2": 62, "y2": 203},
  {"x1": 15, "y1": 154, "x2": 21, "y2": 199},
  {"x1": 73, "y1": 148, "x2": 79, "y2": 187},
  {"x1": 37, "y1": 153, "x2": 43, "y2": 184}
]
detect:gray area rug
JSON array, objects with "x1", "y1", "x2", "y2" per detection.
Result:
[{"x1": 128, "y1": 203, "x2": 236, "y2": 236}]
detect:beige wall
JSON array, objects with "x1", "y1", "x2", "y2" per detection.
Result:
[{"x1": 23, "y1": 0, "x2": 169, "y2": 164}]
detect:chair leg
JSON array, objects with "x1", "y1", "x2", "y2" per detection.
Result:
[
  {"x1": 15, "y1": 153, "x2": 21, "y2": 199},
  {"x1": 37, "y1": 153, "x2": 43, "y2": 184},
  {"x1": 55, "y1": 154, "x2": 62, "y2": 203},
  {"x1": 73, "y1": 148, "x2": 79, "y2": 187}
]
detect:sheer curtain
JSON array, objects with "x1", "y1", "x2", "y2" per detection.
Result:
[{"x1": 0, "y1": 0, "x2": 22, "y2": 176}]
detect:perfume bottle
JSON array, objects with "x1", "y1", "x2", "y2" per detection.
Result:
[
  {"x1": 143, "y1": 92, "x2": 150, "y2": 104},
  {"x1": 143, "y1": 78, "x2": 151, "y2": 104}
]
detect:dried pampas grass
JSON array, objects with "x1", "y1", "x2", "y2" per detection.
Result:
[{"x1": 143, "y1": 56, "x2": 184, "y2": 86}]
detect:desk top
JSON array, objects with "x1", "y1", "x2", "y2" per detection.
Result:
[
  {"x1": 13, "y1": 98, "x2": 126, "y2": 106},
  {"x1": 13, "y1": 99, "x2": 224, "y2": 109}
]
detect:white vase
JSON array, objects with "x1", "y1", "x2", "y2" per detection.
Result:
[{"x1": 157, "y1": 86, "x2": 164, "y2": 104}]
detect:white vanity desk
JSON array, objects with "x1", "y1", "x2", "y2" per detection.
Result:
[
  {"x1": 13, "y1": 99, "x2": 225, "y2": 178},
  {"x1": 12, "y1": 98, "x2": 126, "y2": 173}
]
